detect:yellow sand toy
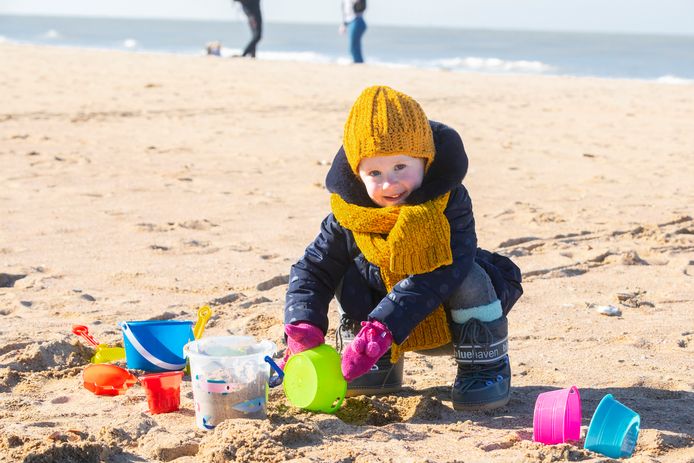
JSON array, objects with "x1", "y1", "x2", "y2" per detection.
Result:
[
  {"x1": 72, "y1": 325, "x2": 126, "y2": 363},
  {"x1": 185, "y1": 305, "x2": 213, "y2": 374},
  {"x1": 193, "y1": 305, "x2": 212, "y2": 339}
]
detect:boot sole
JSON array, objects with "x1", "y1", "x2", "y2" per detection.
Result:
[
  {"x1": 346, "y1": 385, "x2": 402, "y2": 397},
  {"x1": 452, "y1": 394, "x2": 510, "y2": 411}
]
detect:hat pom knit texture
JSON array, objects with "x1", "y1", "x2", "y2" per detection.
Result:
[{"x1": 343, "y1": 86, "x2": 435, "y2": 174}]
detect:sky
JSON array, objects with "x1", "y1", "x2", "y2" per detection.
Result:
[{"x1": 1, "y1": 0, "x2": 693, "y2": 36}]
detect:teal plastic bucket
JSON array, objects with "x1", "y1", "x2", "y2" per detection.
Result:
[
  {"x1": 584, "y1": 394, "x2": 640, "y2": 458},
  {"x1": 121, "y1": 320, "x2": 194, "y2": 372}
]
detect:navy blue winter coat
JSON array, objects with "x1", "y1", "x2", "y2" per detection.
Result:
[{"x1": 284, "y1": 121, "x2": 522, "y2": 344}]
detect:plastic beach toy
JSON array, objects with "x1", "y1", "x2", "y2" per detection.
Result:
[
  {"x1": 193, "y1": 306, "x2": 212, "y2": 340},
  {"x1": 283, "y1": 344, "x2": 347, "y2": 414},
  {"x1": 72, "y1": 325, "x2": 126, "y2": 364},
  {"x1": 184, "y1": 336, "x2": 282, "y2": 430},
  {"x1": 138, "y1": 371, "x2": 184, "y2": 414},
  {"x1": 72, "y1": 324, "x2": 99, "y2": 347},
  {"x1": 533, "y1": 386, "x2": 582, "y2": 444},
  {"x1": 184, "y1": 306, "x2": 214, "y2": 374},
  {"x1": 120, "y1": 320, "x2": 194, "y2": 372},
  {"x1": 83, "y1": 364, "x2": 137, "y2": 396},
  {"x1": 585, "y1": 394, "x2": 640, "y2": 458}
]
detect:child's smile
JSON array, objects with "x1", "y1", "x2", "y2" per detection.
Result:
[{"x1": 357, "y1": 154, "x2": 426, "y2": 207}]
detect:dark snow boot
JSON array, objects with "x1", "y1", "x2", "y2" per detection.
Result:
[
  {"x1": 450, "y1": 316, "x2": 511, "y2": 411},
  {"x1": 336, "y1": 314, "x2": 404, "y2": 397}
]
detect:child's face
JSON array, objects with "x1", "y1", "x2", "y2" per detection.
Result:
[{"x1": 357, "y1": 154, "x2": 425, "y2": 207}]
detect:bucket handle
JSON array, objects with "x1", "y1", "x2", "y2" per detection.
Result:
[
  {"x1": 121, "y1": 322, "x2": 186, "y2": 371},
  {"x1": 265, "y1": 356, "x2": 284, "y2": 388},
  {"x1": 327, "y1": 395, "x2": 346, "y2": 414}
]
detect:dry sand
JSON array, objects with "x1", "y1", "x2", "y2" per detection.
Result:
[{"x1": 1, "y1": 43, "x2": 693, "y2": 462}]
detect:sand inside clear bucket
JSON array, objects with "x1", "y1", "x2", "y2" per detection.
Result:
[{"x1": 185, "y1": 336, "x2": 276, "y2": 429}]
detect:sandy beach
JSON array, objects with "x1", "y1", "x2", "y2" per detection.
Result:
[{"x1": 1, "y1": 42, "x2": 693, "y2": 462}]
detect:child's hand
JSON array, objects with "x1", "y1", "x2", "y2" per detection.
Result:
[
  {"x1": 278, "y1": 322, "x2": 325, "y2": 369},
  {"x1": 341, "y1": 320, "x2": 393, "y2": 381}
]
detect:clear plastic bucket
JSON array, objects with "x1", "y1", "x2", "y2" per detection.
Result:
[{"x1": 184, "y1": 336, "x2": 278, "y2": 430}]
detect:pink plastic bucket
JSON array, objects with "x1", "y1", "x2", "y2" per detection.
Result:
[{"x1": 533, "y1": 386, "x2": 582, "y2": 444}]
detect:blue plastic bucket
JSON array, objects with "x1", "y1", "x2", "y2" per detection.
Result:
[
  {"x1": 584, "y1": 394, "x2": 640, "y2": 458},
  {"x1": 121, "y1": 320, "x2": 194, "y2": 372}
]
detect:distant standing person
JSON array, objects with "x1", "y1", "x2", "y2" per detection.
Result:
[
  {"x1": 234, "y1": 0, "x2": 262, "y2": 58},
  {"x1": 340, "y1": 0, "x2": 367, "y2": 63}
]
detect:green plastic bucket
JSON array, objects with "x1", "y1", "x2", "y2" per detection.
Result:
[{"x1": 283, "y1": 344, "x2": 347, "y2": 413}]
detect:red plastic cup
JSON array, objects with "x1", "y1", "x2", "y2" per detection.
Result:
[
  {"x1": 533, "y1": 385, "x2": 582, "y2": 444},
  {"x1": 138, "y1": 371, "x2": 184, "y2": 414}
]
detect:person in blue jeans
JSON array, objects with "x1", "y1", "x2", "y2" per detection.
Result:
[{"x1": 340, "y1": 0, "x2": 367, "y2": 63}]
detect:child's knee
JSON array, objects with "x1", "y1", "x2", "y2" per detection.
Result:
[{"x1": 445, "y1": 262, "x2": 497, "y2": 310}]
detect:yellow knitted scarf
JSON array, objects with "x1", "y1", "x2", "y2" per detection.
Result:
[{"x1": 331, "y1": 193, "x2": 453, "y2": 362}]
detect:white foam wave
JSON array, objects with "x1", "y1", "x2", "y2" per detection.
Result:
[
  {"x1": 42, "y1": 29, "x2": 61, "y2": 39},
  {"x1": 213, "y1": 47, "x2": 334, "y2": 63},
  {"x1": 205, "y1": 49, "x2": 553, "y2": 76},
  {"x1": 0, "y1": 36, "x2": 6, "y2": 44},
  {"x1": 655, "y1": 75, "x2": 693, "y2": 85},
  {"x1": 123, "y1": 38, "x2": 138, "y2": 49},
  {"x1": 431, "y1": 56, "x2": 554, "y2": 74},
  {"x1": 259, "y1": 50, "x2": 332, "y2": 63}
]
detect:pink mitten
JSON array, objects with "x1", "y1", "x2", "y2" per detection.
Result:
[
  {"x1": 278, "y1": 322, "x2": 325, "y2": 369},
  {"x1": 341, "y1": 320, "x2": 393, "y2": 381}
]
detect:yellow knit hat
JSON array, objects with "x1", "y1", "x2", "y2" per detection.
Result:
[{"x1": 343, "y1": 85, "x2": 435, "y2": 174}]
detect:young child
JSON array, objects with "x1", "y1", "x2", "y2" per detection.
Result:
[{"x1": 282, "y1": 85, "x2": 523, "y2": 411}]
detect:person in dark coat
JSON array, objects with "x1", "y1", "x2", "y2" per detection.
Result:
[
  {"x1": 282, "y1": 85, "x2": 523, "y2": 411},
  {"x1": 234, "y1": 0, "x2": 262, "y2": 58}
]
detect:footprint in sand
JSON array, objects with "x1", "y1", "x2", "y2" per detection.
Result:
[
  {"x1": 532, "y1": 211, "x2": 565, "y2": 224},
  {"x1": 239, "y1": 297, "x2": 271, "y2": 309},
  {"x1": 181, "y1": 239, "x2": 219, "y2": 255},
  {"x1": 178, "y1": 219, "x2": 217, "y2": 230},
  {"x1": 137, "y1": 222, "x2": 175, "y2": 232},
  {"x1": 210, "y1": 293, "x2": 242, "y2": 306},
  {"x1": 0, "y1": 273, "x2": 27, "y2": 288},
  {"x1": 256, "y1": 274, "x2": 289, "y2": 291}
]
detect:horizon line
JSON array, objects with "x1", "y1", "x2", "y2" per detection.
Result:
[{"x1": 1, "y1": 12, "x2": 693, "y2": 39}]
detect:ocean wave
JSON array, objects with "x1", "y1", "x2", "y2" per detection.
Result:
[
  {"x1": 41, "y1": 29, "x2": 62, "y2": 39},
  {"x1": 655, "y1": 75, "x2": 693, "y2": 85},
  {"x1": 207, "y1": 49, "x2": 554, "y2": 76},
  {"x1": 212, "y1": 47, "x2": 332, "y2": 63},
  {"x1": 257, "y1": 50, "x2": 333, "y2": 63},
  {"x1": 430, "y1": 56, "x2": 555, "y2": 74},
  {"x1": 123, "y1": 38, "x2": 139, "y2": 49}
]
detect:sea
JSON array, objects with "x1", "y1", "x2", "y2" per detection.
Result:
[{"x1": 1, "y1": 14, "x2": 693, "y2": 83}]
